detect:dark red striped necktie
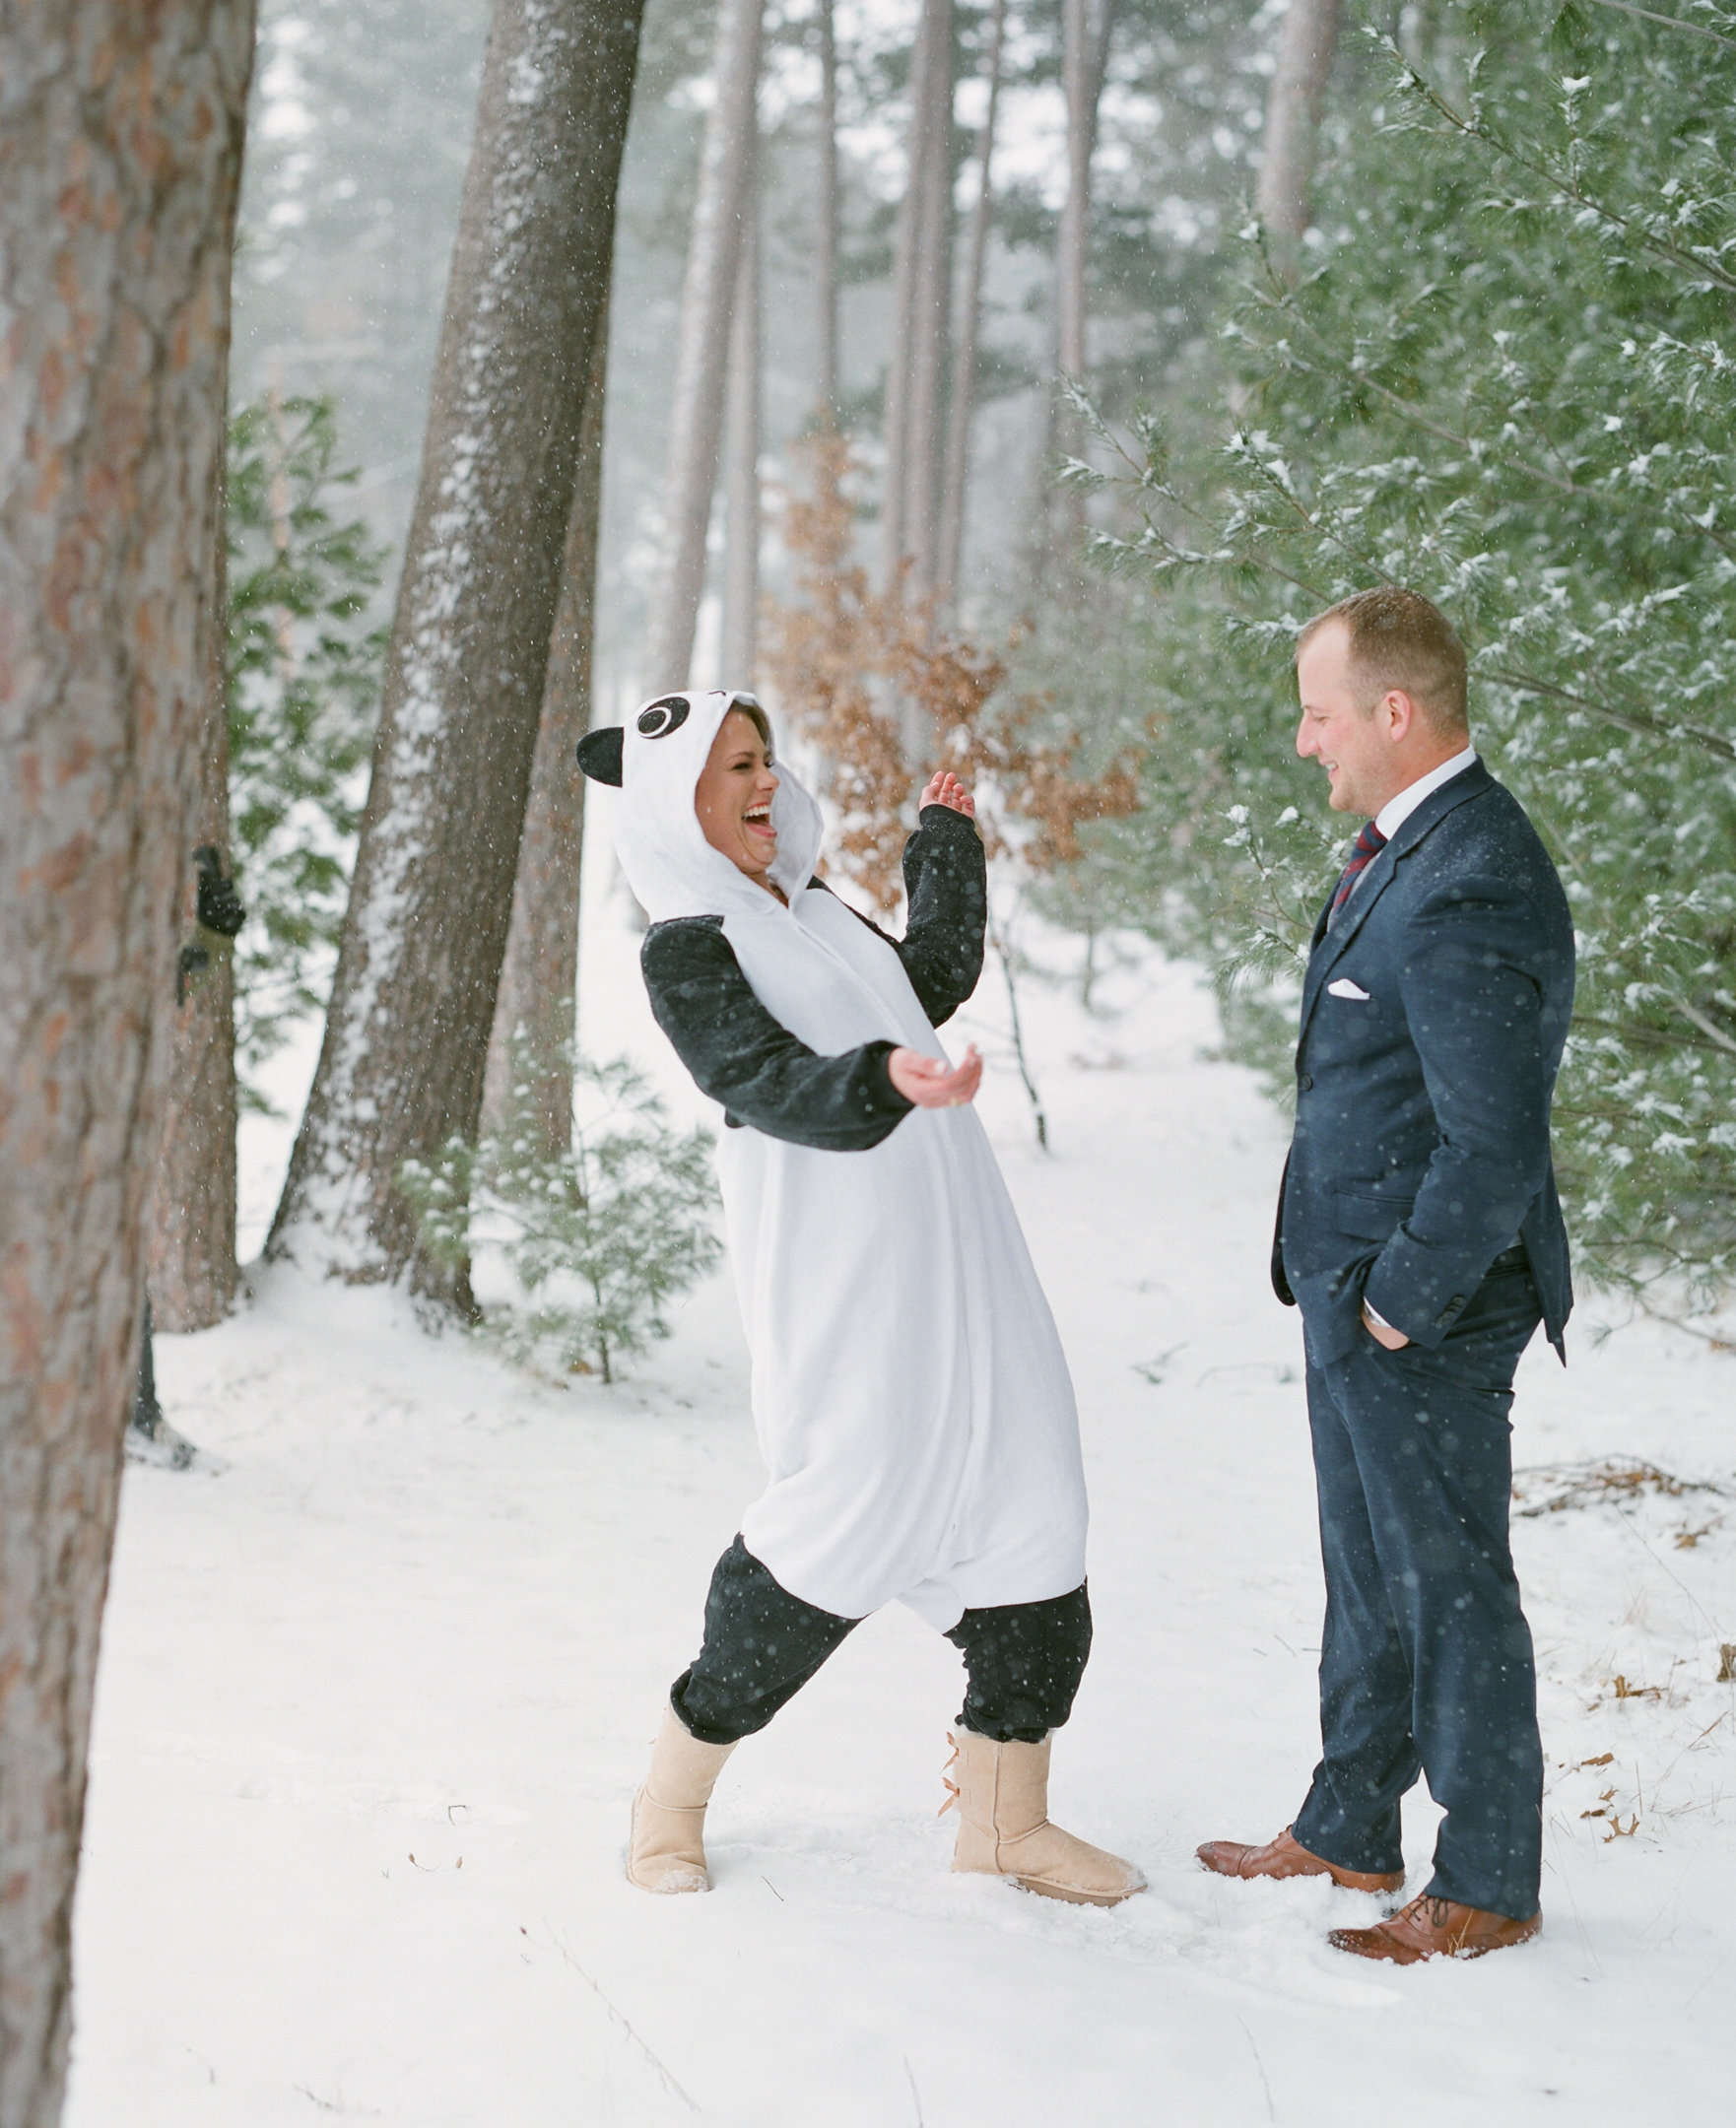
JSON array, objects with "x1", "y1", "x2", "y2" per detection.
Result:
[{"x1": 1330, "y1": 819, "x2": 1387, "y2": 918}]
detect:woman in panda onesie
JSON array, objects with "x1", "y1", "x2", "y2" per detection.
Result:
[{"x1": 578, "y1": 689, "x2": 1143, "y2": 1908}]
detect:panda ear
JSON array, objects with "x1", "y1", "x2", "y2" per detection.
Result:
[{"x1": 575, "y1": 726, "x2": 624, "y2": 785}]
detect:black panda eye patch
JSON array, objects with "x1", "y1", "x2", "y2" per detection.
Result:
[{"x1": 637, "y1": 695, "x2": 691, "y2": 740}]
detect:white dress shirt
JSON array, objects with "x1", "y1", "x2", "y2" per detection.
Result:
[{"x1": 1372, "y1": 742, "x2": 1478, "y2": 840}]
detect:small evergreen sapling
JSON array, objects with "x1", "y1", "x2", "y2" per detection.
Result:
[
  {"x1": 226, "y1": 392, "x2": 387, "y2": 1106},
  {"x1": 399, "y1": 1043, "x2": 722, "y2": 1384}
]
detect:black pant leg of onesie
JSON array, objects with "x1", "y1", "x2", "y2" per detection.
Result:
[
  {"x1": 671, "y1": 1543, "x2": 1092, "y2": 1749},
  {"x1": 671, "y1": 1536, "x2": 859, "y2": 1745},
  {"x1": 947, "y1": 1583, "x2": 1093, "y2": 1744}
]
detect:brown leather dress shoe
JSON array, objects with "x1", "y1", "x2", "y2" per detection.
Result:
[
  {"x1": 1196, "y1": 1825, "x2": 1405, "y2": 1895},
  {"x1": 1329, "y1": 1893, "x2": 1541, "y2": 1963}
]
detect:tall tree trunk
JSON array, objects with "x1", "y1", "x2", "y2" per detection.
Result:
[
  {"x1": 1258, "y1": 0, "x2": 1340, "y2": 251},
  {"x1": 0, "y1": 9, "x2": 256, "y2": 2124},
  {"x1": 480, "y1": 294, "x2": 611, "y2": 1156},
  {"x1": 938, "y1": 0, "x2": 1006, "y2": 615},
  {"x1": 144, "y1": 466, "x2": 239, "y2": 1329},
  {"x1": 640, "y1": 0, "x2": 764, "y2": 693},
  {"x1": 268, "y1": 0, "x2": 645, "y2": 1306},
  {"x1": 814, "y1": 0, "x2": 839, "y2": 421},
  {"x1": 1057, "y1": 1, "x2": 1118, "y2": 388},
  {"x1": 902, "y1": 18, "x2": 954, "y2": 612},
  {"x1": 1057, "y1": 0, "x2": 1097, "y2": 382},
  {"x1": 882, "y1": 0, "x2": 954, "y2": 598},
  {"x1": 1035, "y1": 0, "x2": 1116, "y2": 585},
  {"x1": 722, "y1": 155, "x2": 761, "y2": 690}
]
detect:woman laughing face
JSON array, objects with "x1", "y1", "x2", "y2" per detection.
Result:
[{"x1": 695, "y1": 706, "x2": 780, "y2": 892}]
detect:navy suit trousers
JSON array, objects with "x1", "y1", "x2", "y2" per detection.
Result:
[{"x1": 1291, "y1": 1262, "x2": 1545, "y2": 1919}]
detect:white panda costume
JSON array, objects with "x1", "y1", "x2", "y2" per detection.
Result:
[
  {"x1": 595, "y1": 692, "x2": 1146, "y2": 1909},
  {"x1": 581, "y1": 689, "x2": 1088, "y2": 1631}
]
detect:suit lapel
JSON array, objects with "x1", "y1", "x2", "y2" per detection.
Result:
[
  {"x1": 1297, "y1": 892, "x2": 1337, "y2": 1031},
  {"x1": 1297, "y1": 761, "x2": 1494, "y2": 1045}
]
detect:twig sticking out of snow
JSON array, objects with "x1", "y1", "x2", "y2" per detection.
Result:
[
  {"x1": 1511, "y1": 1459, "x2": 1724, "y2": 1518},
  {"x1": 542, "y1": 1924, "x2": 701, "y2": 2114},
  {"x1": 1234, "y1": 2016, "x2": 1277, "y2": 2124}
]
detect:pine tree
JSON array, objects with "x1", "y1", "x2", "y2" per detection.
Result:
[
  {"x1": 883, "y1": 0, "x2": 956, "y2": 626},
  {"x1": 641, "y1": 0, "x2": 764, "y2": 693},
  {"x1": 722, "y1": 149, "x2": 762, "y2": 688},
  {"x1": 813, "y1": 0, "x2": 841, "y2": 423},
  {"x1": 939, "y1": 0, "x2": 1007, "y2": 614},
  {"x1": 481, "y1": 299, "x2": 611, "y2": 1156},
  {"x1": 269, "y1": 0, "x2": 646, "y2": 1308},
  {"x1": 1257, "y1": 0, "x2": 1341, "y2": 256},
  {"x1": 0, "y1": 8, "x2": 256, "y2": 2117},
  {"x1": 145, "y1": 462, "x2": 242, "y2": 1335}
]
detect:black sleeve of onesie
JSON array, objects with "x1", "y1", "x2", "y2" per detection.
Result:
[
  {"x1": 898, "y1": 803, "x2": 986, "y2": 1026},
  {"x1": 816, "y1": 803, "x2": 987, "y2": 1028},
  {"x1": 640, "y1": 916, "x2": 916, "y2": 1152}
]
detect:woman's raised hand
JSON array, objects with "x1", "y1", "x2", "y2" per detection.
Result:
[
  {"x1": 888, "y1": 1044, "x2": 982, "y2": 1109},
  {"x1": 919, "y1": 770, "x2": 975, "y2": 818}
]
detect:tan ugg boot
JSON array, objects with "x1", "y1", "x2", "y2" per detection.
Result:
[
  {"x1": 626, "y1": 1703, "x2": 739, "y2": 1895},
  {"x1": 942, "y1": 1730, "x2": 1146, "y2": 1907}
]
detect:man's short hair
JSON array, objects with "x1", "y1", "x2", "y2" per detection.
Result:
[{"x1": 1296, "y1": 587, "x2": 1469, "y2": 731}]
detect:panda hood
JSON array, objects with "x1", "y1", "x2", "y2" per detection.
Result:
[{"x1": 579, "y1": 690, "x2": 824, "y2": 926}]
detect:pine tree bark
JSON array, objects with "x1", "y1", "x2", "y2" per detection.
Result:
[
  {"x1": 268, "y1": 0, "x2": 645, "y2": 1304},
  {"x1": 1057, "y1": 0, "x2": 1118, "y2": 386},
  {"x1": 480, "y1": 294, "x2": 611, "y2": 1156},
  {"x1": 1035, "y1": 0, "x2": 1116, "y2": 580},
  {"x1": 1057, "y1": 0, "x2": 1099, "y2": 383},
  {"x1": 882, "y1": 0, "x2": 954, "y2": 604},
  {"x1": 144, "y1": 473, "x2": 239, "y2": 1329},
  {"x1": 0, "y1": 8, "x2": 256, "y2": 2123},
  {"x1": 640, "y1": 0, "x2": 764, "y2": 694},
  {"x1": 938, "y1": 0, "x2": 1006, "y2": 614},
  {"x1": 814, "y1": 0, "x2": 839, "y2": 421},
  {"x1": 722, "y1": 157, "x2": 761, "y2": 690},
  {"x1": 1257, "y1": 0, "x2": 1340, "y2": 250},
  {"x1": 903, "y1": 30, "x2": 954, "y2": 611}
]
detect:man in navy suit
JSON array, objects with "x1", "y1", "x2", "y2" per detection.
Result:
[{"x1": 1198, "y1": 587, "x2": 1574, "y2": 1963}]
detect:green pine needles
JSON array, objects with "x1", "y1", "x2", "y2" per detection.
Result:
[
  {"x1": 398, "y1": 1043, "x2": 724, "y2": 1385},
  {"x1": 227, "y1": 392, "x2": 387, "y2": 1107},
  {"x1": 1066, "y1": 4, "x2": 1736, "y2": 1305}
]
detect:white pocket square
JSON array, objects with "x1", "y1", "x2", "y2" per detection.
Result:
[{"x1": 1327, "y1": 977, "x2": 1372, "y2": 1000}]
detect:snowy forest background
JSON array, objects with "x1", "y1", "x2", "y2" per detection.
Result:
[
  {"x1": 232, "y1": 0, "x2": 1257, "y2": 697},
  {"x1": 197, "y1": 0, "x2": 1736, "y2": 1345}
]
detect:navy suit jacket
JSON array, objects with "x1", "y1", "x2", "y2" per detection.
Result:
[{"x1": 1272, "y1": 761, "x2": 1575, "y2": 1365}]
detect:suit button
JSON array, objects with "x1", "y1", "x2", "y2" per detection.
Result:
[{"x1": 1297, "y1": 1073, "x2": 1313, "y2": 1091}]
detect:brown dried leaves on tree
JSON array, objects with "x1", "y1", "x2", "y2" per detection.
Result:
[
  {"x1": 765, "y1": 432, "x2": 1137, "y2": 912},
  {"x1": 764, "y1": 432, "x2": 909, "y2": 906}
]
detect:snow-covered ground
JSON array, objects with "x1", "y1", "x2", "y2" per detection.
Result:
[{"x1": 68, "y1": 871, "x2": 1735, "y2": 2126}]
